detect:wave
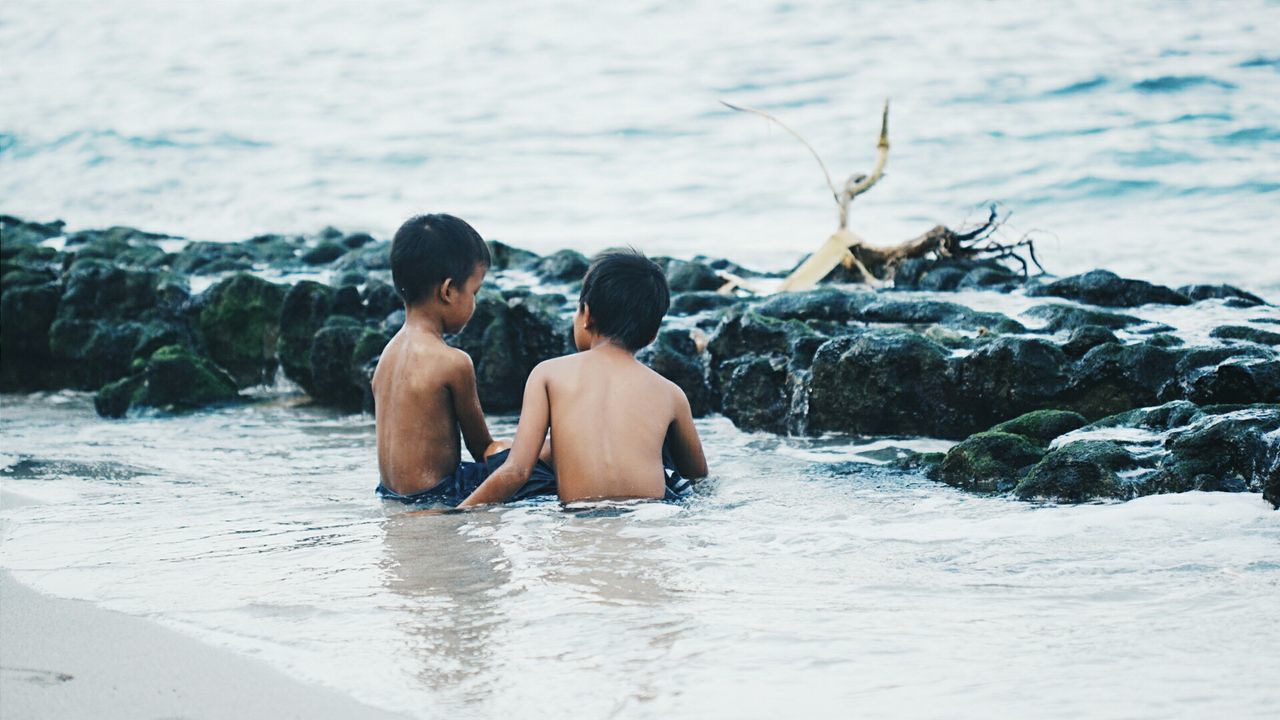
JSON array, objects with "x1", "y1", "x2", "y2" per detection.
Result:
[
  {"x1": 1133, "y1": 75, "x2": 1237, "y2": 93},
  {"x1": 1046, "y1": 75, "x2": 1109, "y2": 96},
  {"x1": 1215, "y1": 127, "x2": 1280, "y2": 145}
]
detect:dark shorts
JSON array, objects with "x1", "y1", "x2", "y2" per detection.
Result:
[
  {"x1": 662, "y1": 441, "x2": 694, "y2": 501},
  {"x1": 376, "y1": 449, "x2": 558, "y2": 507}
]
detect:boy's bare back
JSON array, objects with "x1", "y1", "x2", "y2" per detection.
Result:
[
  {"x1": 539, "y1": 345, "x2": 701, "y2": 501},
  {"x1": 373, "y1": 327, "x2": 486, "y2": 496}
]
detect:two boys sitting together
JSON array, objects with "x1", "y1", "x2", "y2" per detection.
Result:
[{"x1": 372, "y1": 213, "x2": 708, "y2": 508}]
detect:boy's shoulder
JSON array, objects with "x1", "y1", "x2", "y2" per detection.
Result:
[
  {"x1": 381, "y1": 330, "x2": 475, "y2": 386},
  {"x1": 537, "y1": 351, "x2": 680, "y2": 394}
]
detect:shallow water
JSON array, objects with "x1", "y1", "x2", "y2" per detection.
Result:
[
  {"x1": 3, "y1": 0, "x2": 1279, "y2": 293},
  {"x1": 2, "y1": 393, "x2": 1278, "y2": 718}
]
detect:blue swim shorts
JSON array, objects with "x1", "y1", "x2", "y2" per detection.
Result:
[{"x1": 376, "y1": 449, "x2": 558, "y2": 507}]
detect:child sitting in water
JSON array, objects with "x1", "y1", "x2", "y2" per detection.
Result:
[
  {"x1": 459, "y1": 248, "x2": 708, "y2": 506},
  {"x1": 372, "y1": 213, "x2": 554, "y2": 506}
]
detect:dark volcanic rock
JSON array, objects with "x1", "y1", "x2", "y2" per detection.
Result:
[
  {"x1": 717, "y1": 355, "x2": 789, "y2": 433},
  {"x1": 535, "y1": 249, "x2": 589, "y2": 282},
  {"x1": 1148, "y1": 407, "x2": 1280, "y2": 494},
  {"x1": 893, "y1": 257, "x2": 1022, "y2": 292},
  {"x1": 1167, "y1": 357, "x2": 1280, "y2": 405},
  {"x1": 486, "y1": 240, "x2": 539, "y2": 271},
  {"x1": 956, "y1": 337, "x2": 1072, "y2": 430},
  {"x1": 707, "y1": 309, "x2": 821, "y2": 392},
  {"x1": 1024, "y1": 303, "x2": 1146, "y2": 332},
  {"x1": 1210, "y1": 325, "x2": 1280, "y2": 346},
  {"x1": 1028, "y1": 269, "x2": 1190, "y2": 307},
  {"x1": 1015, "y1": 441, "x2": 1136, "y2": 501},
  {"x1": 300, "y1": 241, "x2": 347, "y2": 265},
  {"x1": 0, "y1": 282, "x2": 61, "y2": 389},
  {"x1": 1064, "y1": 342, "x2": 1182, "y2": 418},
  {"x1": 95, "y1": 345, "x2": 239, "y2": 418},
  {"x1": 637, "y1": 329, "x2": 716, "y2": 418},
  {"x1": 935, "y1": 431, "x2": 1046, "y2": 493},
  {"x1": 277, "y1": 281, "x2": 334, "y2": 390},
  {"x1": 861, "y1": 299, "x2": 1024, "y2": 333},
  {"x1": 669, "y1": 291, "x2": 742, "y2": 317},
  {"x1": 307, "y1": 318, "x2": 390, "y2": 411},
  {"x1": 807, "y1": 331, "x2": 956, "y2": 437},
  {"x1": 665, "y1": 259, "x2": 722, "y2": 292},
  {"x1": 1, "y1": 216, "x2": 65, "y2": 246},
  {"x1": 171, "y1": 241, "x2": 255, "y2": 275},
  {"x1": 362, "y1": 280, "x2": 401, "y2": 320},
  {"x1": 197, "y1": 273, "x2": 287, "y2": 387},
  {"x1": 1177, "y1": 284, "x2": 1266, "y2": 306},
  {"x1": 342, "y1": 232, "x2": 375, "y2": 249},
  {"x1": 989, "y1": 409, "x2": 1088, "y2": 444},
  {"x1": 755, "y1": 288, "x2": 873, "y2": 323},
  {"x1": 332, "y1": 241, "x2": 391, "y2": 272},
  {"x1": 1091, "y1": 400, "x2": 1204, "y2": 431},
  {"x1": 1062, "y1": 325, "x2": 1119, "y2": 357}
]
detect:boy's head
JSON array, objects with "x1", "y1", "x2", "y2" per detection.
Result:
[
  {"x1": 576, "y1": 248, "x2": 670, "y2": 352},
  {"x1": 391, "y1": 213, "x2": 491, "y2": 305},
  {"x1": 391, "y1": 214, "x2": 491, "y2": 329}
]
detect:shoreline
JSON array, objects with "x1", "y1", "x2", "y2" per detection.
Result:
[{"x1": 0, "y1": 489, "x2": 407, "y2": 720}]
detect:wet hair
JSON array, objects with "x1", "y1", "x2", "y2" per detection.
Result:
[
  {"x1": 390, "y1": 213, "x2": 491, "y2": 305},
  {"x1": 579, "y1": 248, "x2": 670, "y2": 351}
]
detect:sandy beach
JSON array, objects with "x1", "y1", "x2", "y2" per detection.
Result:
[{"x1": 0, "y1": 489, "x2": 407, "y2": 720}]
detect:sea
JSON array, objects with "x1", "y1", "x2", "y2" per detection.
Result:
[{"x1": 2, "y1": 1, "x2": 1279, "y2": 718}]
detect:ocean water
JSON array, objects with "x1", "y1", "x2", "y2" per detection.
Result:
[
  {"x1": 2, "y1": 0, "x2": 1279, "y2": 294},
  {"x1": 4, "y1": 2, "x2": 1280, "y2": 718},
  {"x1": 2, "y1": 394, "x2": 1278, "y2": 719}
]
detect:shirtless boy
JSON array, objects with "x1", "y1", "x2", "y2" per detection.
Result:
[
  {"x1": 459, "y1": 249, "x2": 708, "y2": 506},
  {"x1": 372, "y1": 213, "x2": 552, "y2": 506}
]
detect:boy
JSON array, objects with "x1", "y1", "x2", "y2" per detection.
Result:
[
  {"x1": 372, "y1": 213, "x2": 553, "y2": 506},
  {"x1": 459, "y1": 249, "x2": 708, "y2": 506}
]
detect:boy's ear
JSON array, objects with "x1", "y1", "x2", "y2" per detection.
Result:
[
  {"x1": 580, "y1": 303, "x2": 594, "y2": 330},
  {"x1": 437, "y1": 278, "x2": 455, "y2": 304}
]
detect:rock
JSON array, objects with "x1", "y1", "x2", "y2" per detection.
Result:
[
  {"x1": 1027, "y1": 269, "x2": 1190, "y2": 307},
  {"x1": 755, "y1": 288, "x2": 873, "y2": 322},
  {"x1": 337, "y1": 270, "x2": 366, "y2": 286},
  {"x1": 1169, "y1": 357, "x2": 1280, "y2": 405},
  {"x1": 1177, "y1": 284, "x2": 1266, "y2": 306},
  {"x1": 893, "y1": 258, "x2": 1021, "y2": 292},
  {"x1": 989, "y1": 409, "x2": 1087, "y2": 444},
  {"x1": 66, "y1": 226, "x2": 170, "y2": 247},
  {"x1": 861, "y1": 299, "x2": 1024, "y2": 333},
  {"x1": 1064, "y1": 342, "x2": 1181, "y2": 418},
  {"x1": 58, "y1": 259, "x2": 167, "y2": 321},
  {"x1": 507, "y1": 293, "x2": 574, "y2": 369},
  {"x1": 535, "y1": 249, "x2": 590, "y2": 282},
  {"x1": 1024, "y1": 303, "x2": 1146, "y2": 332},
  {"x1": 300, "y1": 241, "x2": 347, "y2": 265},
  {"x1": 1148, "y1": 408, "x2": 1280, "y2": 494},
  {"x1": 196, "y1": 273, "x2": 287, "y2": 387},
  {"x1": 307, "y1": 318, "x2": 389, "y2": 410},
  {"x1": 665, "y1": 259, "x2": 722, "y2": 292},
  {"x1": 95, "y1": 345, "x2": 239, "y2": 418},
  {"x1": 331, "y1": 241, "x2": 390, "y2": 272},
  {"x1": 1210, "y1": 325, "x2": 1280, "y2": 346},
  {"x1": 669, "y1": 291, "x2": 742, "y2": 317},
  {"x1": 362, "y1": 280, "x2": 400, "y2": 320},
  {"x1": 807, "y1": 331, "x2": 957, "y2": 437},
  {"x1": 935, "y1": 431, "x2": 1046, "y2": 493},
  {"x1": 1266, "y1": 464, "x2": 1280, "y2": 510},
  {"x1": 1091, "y1": 400, "x2": 1204, "y2": 431},
  {"x1": 277, "y1": 281, "x2": 334, "y2": 390},
  {"x1": 707, "y1": 309, "x2": 821, "y2": 391},
  {"x1": 1062, "y1": 325, "x2": 1118, "y2": 357},
  {"x1": 331, "y1": 285, "x2": 364, "y2": 317},
  {"x1": 0, "y1": 282, "x2": 61, "y2": 390},
  {"x1": 717, "y1": 355, "x2": 789, "y2": 433},
  {"x1": 342, "y1": 232, "x2": 375, "y2": 249},
  {"x1": 486, "y1": 240, "x2": 539, "y2": 271},
  {"x1": 956, "y1": 337, "x2": 1071, "y2": 430},
  {"x1": 1014, "y1": 441, "x2": 1136, "y2": 501},
  {"x1": 637, "y1": 329, "x2": 716, "y2": 417},
  {"x1": 171, "y1": 241, "x2": 255, "y2": 275},
  {"x1": 0, "y1": 216, "x2": 65, "y2": 247}
]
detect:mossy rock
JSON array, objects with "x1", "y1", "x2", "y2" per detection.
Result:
[
  {"x1": 197, "y1": 273, "x2": 286, "y2": 387},
  {"x1": 94, "y1": 345, "x2": 239, "y2": 418},
  {"x1": 989, "y1": 410, "x2": 1087, "y2": 444},
  {"x1": 935, "y1": 431, "x2": 1046, "y2": 493},
  {"x1": 276, "y1": 281, "x2": 335, "y2": 389},
  {"x1": 1014, "y1": 441, "x2": 1135, "y2": 502}
]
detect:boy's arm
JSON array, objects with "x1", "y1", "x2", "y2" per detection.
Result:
[
  {"x1": 458, "y1": 365, "x2": 552, "y2": 507},
  {"x1": 449, "y1": 351, "x2": 499, "y2": 462},
  {"x1": 666, "y1": 388, "x2": 708, "y2": 479}
]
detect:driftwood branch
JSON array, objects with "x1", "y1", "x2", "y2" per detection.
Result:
[{"x1": 720, "y1": 101, "x2": 1043, "y2": 294}]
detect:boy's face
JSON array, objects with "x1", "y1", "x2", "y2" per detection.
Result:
[
  {"x1": 443, "y1": 263, "x2": 487, "y2": 334},
  {"x1": 572, "y1": 304, "x2": 590, "y2": 352}
]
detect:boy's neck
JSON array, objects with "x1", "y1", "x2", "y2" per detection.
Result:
[
  {"x1": 403, "y1": 303, "x2": 448, "y2": 338},
  {"x1": 584, "y1": 336, "x2": 636, "y2": 358}
]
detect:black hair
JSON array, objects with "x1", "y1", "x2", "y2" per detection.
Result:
[
  {"x1": 579, "y1": 248, "x2": 670, "y2": 351},
  {"x1": 390, "y1": 213, "x2": 491, "y2": 305}
]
